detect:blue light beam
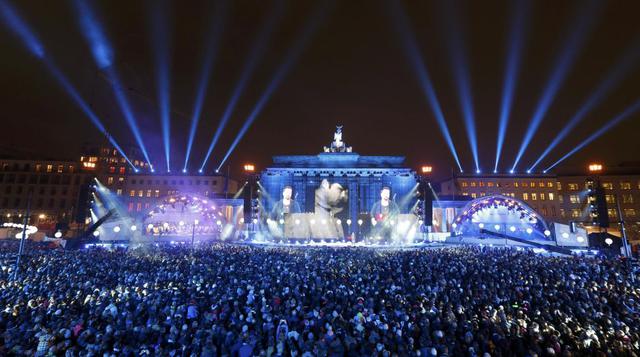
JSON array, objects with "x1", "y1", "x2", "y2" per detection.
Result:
[
  {"x1": 216, "y1": 2, "x2": 330, "y2": 171},
  {"x1": 73, "y1": 0, "x2": 152, "y2": 168},
  {"x1": 389, "y1": 0, "x2": 463, "y2": 172},
  {"x1": 0, "y1": 0, "x2": 44, "y2": 58},
  {"x1": 511, "y1": 0, "x2": 600, "y2": 172},
  {"x1": 200, "y1": 0, "x2": 285, "y2": 171},
  {"x1": 528, "y1": 39, "x2": 640, "y2": 172},
  {"x1": 441, "y1": 1, "x2": 480, "y2": 172},
  {"x1": 544, "y1": 98, "x2": 640, "y2": 172},
  {"x1": 150, "y1": 0, "x2": 172, "y2": 172},
  {"x1": 0, "y1": 0, "x2": 135, "y2": 168},
  {"x1": 494, "y1": 0, "x2": 530, "y2": 173},
  {"x1": 183, "y1": 0, "x2": 229, "y2": 172}
]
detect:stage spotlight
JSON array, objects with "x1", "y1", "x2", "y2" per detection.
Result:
[
  {"x1": 544, "y1": 230, "x2": 551, "y2": 237},
  {"x1": 545, "y1": 98, "x2": 640, "y2": 172},
  {"x1": 476, "y1": 169, "x2": 481, "y2": 174},
  {"x1": 182, "y1": 168, "x2": 187, "y2": 173},
  {"x1": 495, "y1": 0, "x2": 530, "y2": 173},
  {"x1": 528, "y1": 40, "x2": 640, "y2": 172},
  {"x1": 113, "y1": 226, "x2": 120, "y2": 233},
  {"x1": 150, "y1": 0, "x2": 173, "y2": 172},
  {"x1": 183, "y1": 0, "x2": 229, "y2": 172},
  {"x1": 440, "y1": 1, "x2": 480, "y2": 173},
  {"x1": 198, "y1": 169, "x2": 203, "y2": 174},
  {"x1": 73, "y1": 0, "x2": 152, "y2": 167},
  {"x1": 511, "y1": 0, "x2": 599, "y2": 172},
  {"x1": 200, "y1": 1, "x2": 285, "y2": 171},
  {"x1": 526, "y1": 169, "x2": 531, "y2": 174},
  {"x1": 93, "y1": 230, "x2": 100, "y2": 237},
  {"x1": 0, "y1": 0, "x2": 44, "y2": 57},
  {"x1": 389, "y1": 0, "x2": 463, "y2": 172},
  {"x1": 216, "y1": 1, "x2": 329, "y2": 171},
  {"x1": 130, "y1": 225, "x2": 137, "y2": 231},
  {"x1": 526, "y1": 228, "x2": 533, "y2": 234},
  {"x1": 0, "y1": 1, "x2": 137, "y2": 169}
]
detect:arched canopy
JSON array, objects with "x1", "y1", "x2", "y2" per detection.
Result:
[{"x1": 452, "y1": 195, "x2": 551, "y2": 240}]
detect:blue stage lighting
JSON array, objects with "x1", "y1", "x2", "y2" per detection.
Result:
[
  {"x1": 544, "y1": 98, "x2": 640, "y2": 172},
  {"x1": 198, "y1": 169, "x2": 203, "y2": 174},
  {"x1": 440, "y1": 1, "x2": 480, "y2": 172},
  {"x1": 183, "y1": 0, "x2": 229, "y2": 172},
  {"x1": 150, "y1": 0, "x2": 173, "y2": 172},
  {"x1": 511, "y1": 0, "x2": 600, "y2": 172},
  {"x1": 528, "y1": 39, "x2": 640, "y2": 172},
  {"x1": 216, "y1": 2, "x2": 330, "y2": 171},
  {"x1": 73, "y1": 0, "x2": 112, "y2": 68},
  {"x1": 509, "y1": 169, "x2": 515, "y2": 174},
  {"x1": 0, "y1": 0, "x2": 44, "y2": 58},
  {"x1": 73, "y1": 0, "x2": 153, "y2": 168},
  {"x1": 389, "y1": 1, "x2": 463, "y2": 172},
  {"x1": 200, "y1": 1, "x2": 285, "y2": 171},
  {"x1": 44, "y1": 59, "x2": 135, "y2": 168},
  {"x1": 494, "y1": 0, "x2": 529, "y2": 173}
]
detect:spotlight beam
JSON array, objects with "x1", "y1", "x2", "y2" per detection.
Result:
[
  {"x1": 73, "y1": 0, "x2": 153, "y2": 168},
  {"x1": 389, "y1": 1, "x2": 463, "y2": 172},
  {"x1": 151, "y1": 0, "x2": 172, "y2": 172},
  {"x1": 544, "y1": 98, "x2": 640, "y2": 172},
  {"x1": 511, "y1": 0, "x2": 600, "y2": 171},
  {"x1": 0, "y1": 0, "x2": 135, "y2": 168},
  {"x1": 495, "y1": 0, "x2": 530, "y2": 173},
  {"x1": 200, "y1": 1, "x2": 285, "y2": 171},
  {"x1": 183, "y1": 0, "x2": 229, "y2": 172},
  {"x1": 216, "y1": 2, "x2": 330, "y2": 171},
  {"x1": 441, "y1": 1, "x2": 480, "y2": 172},
  {"x1": 528, "y1": 39, "x2": 640, "y2": 171}
]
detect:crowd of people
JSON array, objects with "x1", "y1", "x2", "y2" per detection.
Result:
[{"x1": 1, "y1": 243, "x2": 639, "y2": 356}]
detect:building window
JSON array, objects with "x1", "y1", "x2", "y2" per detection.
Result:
[
  {"x1": 547, "y1": 182, "x2": 553, "y2": 188},
  {"x1": 531, "y1": 193, "x2": 537, "y2": 201},
  {"x1": 487, "y1": 182, "x2": 494, "y2": 187},
  {"x1": 540, "y1": 193, "x2": 546, "y2": 201},
  {"x1": 128, "y1": 203, "x2": 134, "y2": 212},
  {"x1": 605, "y1": 195, "x2": 615, "y2": 204},
  {"x1": 624, "y1": 208, "x2": 636, "y2": 217},
  {"x1": 118, "y1": 177, "x2": 124, "y2": 183},
  {"x1": 558, "y1": 195, "x2": 563, "y2": 203},
  {"x1": 620, "y1": 182, "x2": 632, "y2": 190},
  {"x1": 116, "y1": 189, "x2": 122, "y2": 196},
  {"x1": 461, "y1": 181, "x2": 468, "y2": 187},
  {"x1": 35, "y1": 164, "x2": 41, "y2": 172},
  {"x1": 107, "y1": 177, "x2": 114, "y2": 185},
  {"x1": 602, "y1": 182, "x2": 613, "y2": 190},
  {"x1": 557, "y1": 182, "x2": 562, "y2": 190},
  {"x1": 57, "y1": 165, "x2": 63, "y2": 173},
  {"x1": 471, "y1": 193, "x2": 477, "y2": 199},
  {"x1": 479, "y1": 181, "x2": 485, "y2": 187},
  {"x1": 568, "y1": 183, "x2": 579, "y2": 191},
  {"x1": 548, "y1": 193, "x2": 555, "y2": 201},
  {"x1": 470, "y1": 182, "x2": 477, "y2": 187},
  {"x1": 119, "y1": 167, "x2": 126, "y2": 174},
  {"x1": 136, "y1": 203, "x2": 142, "y2": 212},
  {"x1": 607, "y1": 208, "x2": 617, "y2": 219},
  {"x1": 155, "y1": 190, "x2": 160, "y2": 197},
  {"x1": 521, "y1": 182, "x2": 528, "y2": 187},
  {"x1": 622, "y1": 194, "x2": 634, "y2": 204},
  {"x1": 522, "y1": 193, "x2": 528, "y2": 200},
  {"x1": 138, "y1": 190, "x2": 143, "y2": 197},
  {"x1": 46, "y1": 164, "x2": 53, "y2": 173},
  {"x1": 146, "y1": 190, "x2": 152, "y2": 197},
  {"x1": 538, "y1": 182, "x2": 544, "y2": 188},
  {"x1": 569, "y1": 194, "x2": 580, "y2": 204},
  {"x1": 540, "y1": 207, "x2": 547, "y2": 216},
  {"x1": 129, "y1": 190, "x2": 135, "y2": 197},
  {"x1": 560, "y1": 208, "x2": 565, "y2": 218},
  {"x1": 571, "y1": 209, "x2": 581, "y2": 218},
  {"x1": 132, "y1": 179, "x2": 137, "y2": 184}
]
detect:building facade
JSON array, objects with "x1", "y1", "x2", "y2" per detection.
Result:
[
  {"x1": 0, "y1": 158, "x2": 92, "y2": 228},
  {"x1": 118, "y1": 174, "x2": 239, "y2": 215},
  {"x1": 438, "y1": 171, "x2": 640, "y2": 243}
]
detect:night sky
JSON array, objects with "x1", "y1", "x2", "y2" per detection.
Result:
[{"x1": 1, "y1": 0, "x2": 640, "y2": 179}]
